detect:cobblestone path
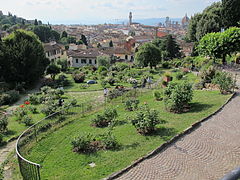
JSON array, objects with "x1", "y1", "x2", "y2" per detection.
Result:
[{"x1": 116, "y1": 93, "x2": 240, "y2": 180}]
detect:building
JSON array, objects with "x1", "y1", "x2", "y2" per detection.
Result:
[
  {"x1": 67, "y1": 49, "x2": 105, "y2": 68},
  {"x1": 44, "y1": 42, "x2": 66, "y2": 62},
  {"x1": 182, "y1": 14, "x2": 190, "y2": 29},
  {"x1": 129, "y1": 12, "x2": 132, "y2": 25}
]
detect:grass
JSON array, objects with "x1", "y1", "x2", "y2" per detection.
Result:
[{"x1": 15, "y1": 90, "x2": 230, "y2": 180}]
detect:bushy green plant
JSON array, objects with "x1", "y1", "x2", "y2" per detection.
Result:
[
  {"x1": 71, "y1": 133, "x2": 93, "y2": 153},
  {"x1": 98, "y1": 66, "x2": 108, "y2": 73},
  {"x1": 27, "y1": 105, "x2": 37, "y2": 114},
  {"x1": 72, "y1": 73, "x2": 85, "y2": 83},
  {"x1": 162, "y1": 61, "x2": 170, "y2": 69},
  {"x1": 107, "y1": 89, "x2": 124, "y2": 100},
  {"x1": 0, "y1": 90, "x2": 20, "y2": 105},
  {"x1": 153, "y1": 91, "x2": 163, "y2": 101},
  {"x1": 175, "y1": 72, "x2": 184, "y2": 80},
  {"x1": 0, "y1": 116, "x2": 8, "y2": 133},
  {"x1": 212, "y1": 71, "x2": 235, "y2": 94},
  {"x1": 100, "y1": 131, "x2": 119, "y2": 150},
  {"x1": 131, "y1": 105, "x2": 161, "y2": 135},
  {"x1": 14, "y1": 107, "x2": 28, "y2": 121},
  {"x1": 200, "y1": 65, "x2": 216, "y2": 84},
  {"x1": 106, "y1": 77, "x2": 116, "y2": 86},
  {"x1": 22, "y1": 115, "x2": 33, "y2": 126},
  {"x1": 28, "y1": 94, "x2": 40, "y2": 105},
  {"x1": 164, "y1": 81, "x2": 193, "y2": 113},
  {"x1": 92, "y1": 108, "x2": 118, "y2": 127},
  {"x1": 41, "y1": 101, "x2": 59, "y2": 116},
  {"x1": 124, "y1": 99, "x2": 139, "y2": 111}
]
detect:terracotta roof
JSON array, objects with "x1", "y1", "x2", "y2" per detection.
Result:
[
  {"x1": 101, "y1": 47, "x2": 132, "y2": 55},
  {"x1": 157, "y1": 31, "x2": 168, "y2": 38},
  {"x1": 67, "y1": 49, "x2": 104, "y2": 58},
  {"x1": 44, "y1": 43, "x2": 62, "y2": 52}
]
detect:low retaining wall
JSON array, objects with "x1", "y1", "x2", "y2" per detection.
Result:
[{"x1": 104, "y1": 92, "x2": 237, "y2": 180}]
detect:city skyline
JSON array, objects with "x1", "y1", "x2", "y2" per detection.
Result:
[{"x1": 1, "y1": 0, "x2": 220, "y2": 25}]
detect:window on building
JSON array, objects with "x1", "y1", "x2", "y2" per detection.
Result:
[
  {"x1": 76, "y1": 59, "x2": 78, "y2": 63},
  {"x1": 94, "y1": 60, "x2": 97, "y2": 64},
  {"x1": 81, "y1": 59, "x2": 87, "y2": 64},
  {"x1": 89, "y1": 59, "x2": 92, "y2": 64},
  {"x1": 125, "y1": 55, "x2": 128, "y2": 60},
  {"x1": 47, "y1": 52, "x2": 50, "y2": 57}
]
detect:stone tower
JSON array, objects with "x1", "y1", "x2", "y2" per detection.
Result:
[{"x1": 129, "y1": 12, "x2": 132, "y2": 25}]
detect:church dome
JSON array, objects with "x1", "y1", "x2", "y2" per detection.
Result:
[{"x1": 182, "y1": 14, "x2": 190, "y2": 25}]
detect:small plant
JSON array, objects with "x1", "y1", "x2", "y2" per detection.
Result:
[
  {"x1": 131, "y1": 104, "x2": 161, "y2": 135},
  {"x1": 0, "y1": 116, "x2": 8, "y2": 133},
  {"x1": 38, "y1": 123, "x2": 52, "y2": 132},
  {"x1": 72, "y1": 73, "x2": 85, "y2": 83},
  {"x1": 92, "y1": 108, "x2": 118, "y2": 127},
  {"x1": 71, "y1": 133, "x2": 95, "y2": 153},
  {"x1": 14, "y1": 106, "x2": 28, "y2": 121},
  {"x1": 153, "y1": 91, "x2": 163, "y2": 101},
  {"x1": 100, "y1": 131, "x2": 119, "y2": 150},
  {"x1": 124, "y1": 99, "x2": 139, "y2": 111},
  {"x1": 212, "y1": 71, "x2": 235, "y2": 94},
  {"x1": 27, "y1": 105, "x2": 37, "y2": 114},
  {"x1": 28, "y1": 94, "x2": 40, "y2": 105},
  {"x1": 22, "y1": 115, "x2": 33, "y2": 126},
  {"x1": 164, "y1": 81, "x2": 193, "y2": 113},
  {"x1": 175, "y1": 72, "x2": 183, "y2": 80}
]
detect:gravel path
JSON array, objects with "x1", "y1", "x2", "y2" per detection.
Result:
[{"x1": 115, "y1": 93, "x2": 240, "y2": 180}]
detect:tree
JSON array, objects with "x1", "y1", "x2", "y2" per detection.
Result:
[
  {"x1": 67, "y1": 36, "x2": 76, "y2": 44},
  {"x1": 61, "y1": 31, "x2": 68, "y2": 38},
  {"x1": 109, "y1": 40, "x2": 113, "y2": 47},
  {"x1": 198, "y1": 27, "x2": 240, "y2": 64},
  {"x1": 46, "y1": 63, "x2": 61, "y2": 80},
  {"x1": 97, "y1": 56, "x2": 111, "y2": 68},
  {"x1": 34, "y1": 19, "x2": 38, "y2": 26},
  {"x1": 33, "y1": 25, "x2": 60, "y2": 42},
  {"x1": 187, "y1": 13, "x2": 203, "y2": 42},
  {"x1": 0, "y1": 30, "x2": 49, "y2": 85},
  {"x1": 81, "y1": 34, "x2": 88, "y2": 46},
  {"x1": 152, "y1": 35, "x2": 181, "y2": 60},
  {"x1": 222, "y1": 0, "x2": 240, "y2": 28},
  {"x1": 134, "y1": 42, "x2": 161, "y2": 69},
  {"x1": 187, "y1": 2, "x2": 223, "y2": 42}
]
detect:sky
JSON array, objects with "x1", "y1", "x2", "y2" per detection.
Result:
[{"x1": 0, "y1": 0, "x2": 221, "y2": 25}]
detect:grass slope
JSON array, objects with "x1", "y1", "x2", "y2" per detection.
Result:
[{"x1": 21, "y1": 90, "x2": 230, "y2": 180}]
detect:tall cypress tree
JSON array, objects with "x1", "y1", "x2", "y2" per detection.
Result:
[{"x1": 222, "y1": 0, "x2": 240, "y2": 28}]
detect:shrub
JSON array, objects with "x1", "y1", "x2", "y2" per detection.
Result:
[
  {"x1": 100, "y1": 131, "x2": 119, "y2": 150},
  {"x1": 162, "y1": 61, "x2": 170, "y2": 69},
  {"x1": 0, "y1": 116, "x2": 8, "y2": 133},
  {"x1": 27, "y1": 105, "x2": 37, "y2": 114},
  {"x1": 14, "y1": 106, "x2": 28, "y2": 121},
  {"x1": 106, "y1": 77, "x2": 116, "y2": 86},
  {"x1": 131, "y1": 105, "x2": 161, "y2": 135},
  {"x1": 38, "y1": 123, "x2": 52, "y2": 132},
  {"x1": 0, "y1": 133, "x2": 3, "y2": 144},
  {"x1": 100, "y1": 80, "x2": 108, "y2": 88},
  {"x1": 212, "y1": 71, "x2": 235, "y2": 94},
  {"x1": 28, "y1": 94, "x2": 40, "y2": 105},
  {"x1": 153, "y1": 91, "x2": 163, "y2": 101},
  {"x1": 0, "y1": 90, "x2": 20, "y2": 105},
  {"x1": 92, "y1": 108, "x2": 118, "y2": 127},
  {"x1": 41, "y1": 101, "x2": 59, "y2": 116},
  {"x1": 176, "y1": 72, "x2": 183, "y2": 80},
  {"x1": 200, "y1": 66, "x2": 216, "y2": 84},
  {"x1": 107, "y1": 89, "x2": 124, "y2": 100},
  {"x1": 98, "y1": 66, "x2": 108, "y2": 73},
  {"x1": 22, "y1": 115, "x2": 33, "y2": 126},
  {"x1": 164, "y1": 81, "x2": 193, "y2": 113},
  {"x1": 124, "y1": 99, "x2": 139, "y2": 111},
  {"x1": 71, "y1": 133, "x2": 94, "y2": 153},
  {"x1": 72, "y1": 73, "x2": 85, "y2": 83}
]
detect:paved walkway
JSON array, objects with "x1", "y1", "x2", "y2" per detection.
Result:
[{"x1": 116, "y1": 93, "x2": 240, "y2": 180}]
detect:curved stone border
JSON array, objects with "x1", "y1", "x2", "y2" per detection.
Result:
[
  {"x1": 104, "y1": 92, "x2": 237, "y2": 180},
  {"x1": 220, "y1": 167, "x2": 240, "y2": 180}
]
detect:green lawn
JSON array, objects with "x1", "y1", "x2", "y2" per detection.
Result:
[{"x1": 19, "y1": 90, "x2": 230, "y2": 180}]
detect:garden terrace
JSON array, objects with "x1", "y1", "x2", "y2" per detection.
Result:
[{"x1": 12, "y1": 88, "x2": 230, "y2": 180}]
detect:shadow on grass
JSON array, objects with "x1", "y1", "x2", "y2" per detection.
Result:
[
  {"x1": 146, "y1": 127, "x2": 177, "y2": 141},
  {"x1": 121, "y1": 142, "x2": 140, "y2": 150},
  {"x1": 189, "y1": 103, "x2": 214, "y2": 113},
  {"x1": 5, "y1": 130, "x2": 17, "y2": 136}
]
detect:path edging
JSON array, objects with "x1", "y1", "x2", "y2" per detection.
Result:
[{"x1": 104, "y1": 92, "x2": 237, "y2": 180}]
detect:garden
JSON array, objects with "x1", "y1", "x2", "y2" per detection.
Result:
[{"x1": 3, "y1": 60, "x2": 235, "y2": 180}]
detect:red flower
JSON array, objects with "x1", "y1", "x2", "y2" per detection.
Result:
[
  {"x1": 20, "y1": 105, "x2": 25, "y2": 108},
  {"x1": 24, "y1": 101, "x2": 30, "y2": 105}
]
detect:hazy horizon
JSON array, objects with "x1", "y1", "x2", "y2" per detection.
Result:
[{"x1": 0, "y1": 0, "x2": 220, "y2": 25}]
